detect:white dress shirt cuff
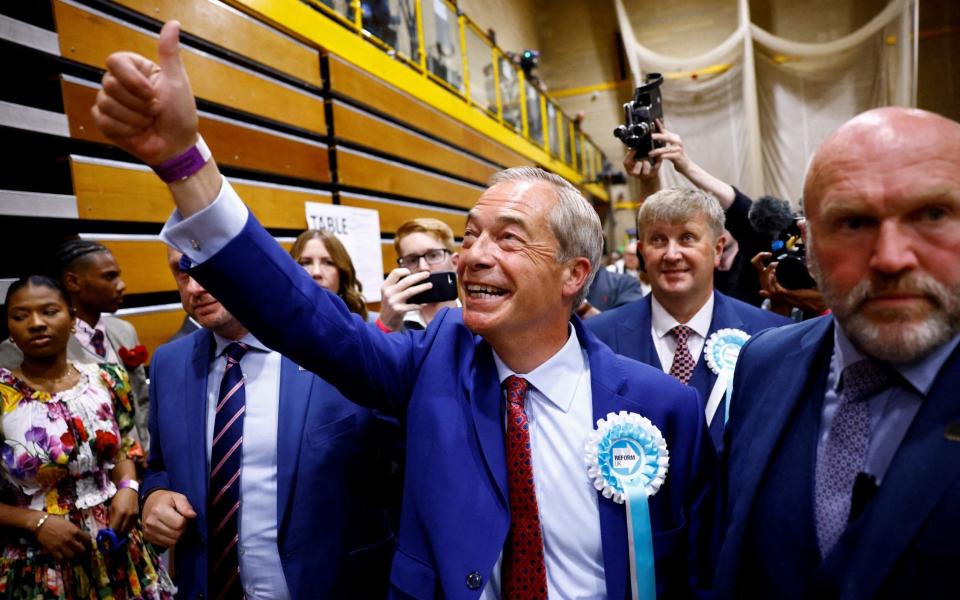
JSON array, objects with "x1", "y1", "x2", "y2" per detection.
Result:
[{"x1": 160, "y1": 176, "x2": 249, "y2": 263}]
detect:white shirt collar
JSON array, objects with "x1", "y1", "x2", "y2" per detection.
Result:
[
  {"x1": 651, "y1": 292, "x2": 714, "y2": 340},
  {"x1": 74, "y1": 316, "x2": 106, "y2": 345},
  {"x1": 212, "y1": 330, "x2": 270, "y2": 357},
  {"x1": 833, "y1": 323, "x2": 960, "y2": 396},
  {"x1": 491, "y1": 324, "x2": 586, "y2": 413}
]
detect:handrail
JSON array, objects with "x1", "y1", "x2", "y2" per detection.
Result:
[{"x1": 233, "y1": 0, "x2": 607, "y2": 199}]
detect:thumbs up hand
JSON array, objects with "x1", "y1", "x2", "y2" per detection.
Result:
[{"x1": 92, "y1": 21, "x2": 199, "y2": 165}]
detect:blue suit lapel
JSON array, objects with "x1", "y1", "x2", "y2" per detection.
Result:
[
  {"x1": 722, "y1": 318, "x2": 834, "y2": 577},
  {"x1": 276, "y1": 358, "x2": 313, "y2": 534},
  {"x1": 821, "y1": 345, "x2": 960, "y2": 597},
  {"x1": 699, "y1": 292, "x2": 748, "y2": 435},
  {"x1": 622, "y1": 296, "x2": 660, "y2": 370},
  {"x1": 468, "y1": 340, "x2": 509, "y2": 508},
  {"x1": 581, "y1": 319, "x2": 631, "y2": 600},
  {"x1": 189, "y1": 331, "x2": 214, "y2": 533}
]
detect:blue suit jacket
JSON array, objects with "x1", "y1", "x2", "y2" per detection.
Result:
[
  {"x1": 585, "y1": 291, "x2": 789, "y2": 447},
  {"x1": 715, "y1": 316, "x2": 960, "y2": 598},
  {"x1": 185, "y1": 214, "x2": 718, "y2": 599},
  {"x1": 145, "y1": 328, "x2": 399, "y2": 599}
]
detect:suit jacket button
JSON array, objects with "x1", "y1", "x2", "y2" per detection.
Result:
[{"x1": 465, "y1": 571, "x2": 483, "y2": 590}]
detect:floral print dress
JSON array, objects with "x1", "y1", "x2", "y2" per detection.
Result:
[{"x1": 0, "y1": 362, "x2": 175, "y2": 599}]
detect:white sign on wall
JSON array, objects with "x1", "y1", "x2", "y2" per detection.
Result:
[{"x1": 304, "y1": 202, "x2": 384, "y2": 302}]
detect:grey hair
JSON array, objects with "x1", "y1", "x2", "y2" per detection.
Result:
[
  {"x1": 636, "y1": 187, "x2": 726, "y2": 240},
  {"x1": 489, "y1": 167, "x2": 604, "y2": 308}
]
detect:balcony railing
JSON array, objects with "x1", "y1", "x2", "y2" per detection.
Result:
[{"x1": 300, "y1": 0, "x2": 606, "y2": 186}]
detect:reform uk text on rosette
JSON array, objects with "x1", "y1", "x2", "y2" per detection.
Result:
[{"x1": 585, "y1": 411, "x2": 669, "y2": 600}]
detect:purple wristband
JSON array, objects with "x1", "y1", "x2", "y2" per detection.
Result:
[
  {"x1": 152, "y1": 137, "x2": 211, "y2": 183},
  {"x1": 117, "y1": 479, "x2": 140, "y2": 493}
]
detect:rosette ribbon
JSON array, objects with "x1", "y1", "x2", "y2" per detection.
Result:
[
  {"x1": 703, "y1": 328, "x2": 750, "y2": 425},
  {"x1": 585, "y1": 411, "x2": 669, "y2": 600}
]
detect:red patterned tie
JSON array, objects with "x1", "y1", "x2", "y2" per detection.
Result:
[
  {"x1": 668, "y1": 325, "x2": 696, "y2": 385},
  {"x1": 501, "y1": 375, "x2": 548, "y2": 599}
]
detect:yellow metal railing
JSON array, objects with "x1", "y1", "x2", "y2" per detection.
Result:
[{"x1": 290, "y1": 0, "x2": 608, "y2": 196}]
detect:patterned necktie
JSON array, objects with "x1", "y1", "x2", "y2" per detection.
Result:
[
  {"x1": 668, "y1": 325, "x2": 696, "y2": 385},
  {"x1": 501, "y1": 376, "x2": 548, "y2": 599},
  {"x1": 209, "y1": 342, "x2": 249, "y2": 599},
  {"x1": 90, "y1": 329, "x2": 107, "y2": 358},
  {"x1": 814, "y1": 358, "x2": 893, "y2": 555}
]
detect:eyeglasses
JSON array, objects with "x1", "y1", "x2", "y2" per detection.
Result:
[{"x1": 397, "y1": 249, "x2": 450, "y2": 268}]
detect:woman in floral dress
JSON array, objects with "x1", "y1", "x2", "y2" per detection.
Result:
[{"x1": 0, "y1": 275, "x2": 174, "y2": 598}]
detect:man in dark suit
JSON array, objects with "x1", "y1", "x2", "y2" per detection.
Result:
[
  {"x1": 142, "y1": 248, "x2": 397, "y2": 598},
  {"x1": 93, "y1": 22, "x2": 716, "y2": 598},
  {"x1": 715, "y1": 107, "x2": 960, "y2": 598},
  {"x1": 581, "y1": 267, "x2": 647, "y2": 314},
  {"x1": 588, "y1": 188, "x2": 788, "y2": 447}
]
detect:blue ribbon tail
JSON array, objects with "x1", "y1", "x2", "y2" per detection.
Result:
[
  {"x1": 723, "y1": 375, "x2": 734, "y2": 425},
  {"x1": 623, "y1": 480, "x2": 656, "y2": 600}
]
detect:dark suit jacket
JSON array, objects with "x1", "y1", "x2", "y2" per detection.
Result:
[
  {"x1": 586, "y1": 291, "x2": 789, "y2": 447},
  {"x1": 186, "y1": 214, "x2": 718, "y2": 599},
  {"x1": 145, "y1": 328, "x2": 398, "y2": 599},
  {"x1": 715, "y1": 316, "x2": 960, "y2": 598},
  {"x1": 586, "y1": 268, "x2": 647, "y2": 311}
]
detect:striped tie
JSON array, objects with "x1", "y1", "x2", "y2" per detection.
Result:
[{"x1": 209, "y1": 341, "x2": 249, "y2": 599}]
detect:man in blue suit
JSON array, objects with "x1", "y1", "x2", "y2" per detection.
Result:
[
  {"x1": 588, "y1": 188, "x2": 788, "y2": 448},
  {"x1": 93, "y1": 22, "x2": 716, "y2": 598},
  {"x1": 715, "y1": 107, "x2": 960, "y2": 597},
  {"x1": 142, "y1": 248, "x2": 398, "y2": 599}
]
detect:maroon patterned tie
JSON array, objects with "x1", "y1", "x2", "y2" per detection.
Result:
[
  {"x1": 90, "y1": 328, "x2": 107, "y2": 358},
  {"x1": 668, "y1": 325, "x2": 696, "y2": 385},
  {"x1": 501, "y1": 376, "x2": 548, "y2": 599}
]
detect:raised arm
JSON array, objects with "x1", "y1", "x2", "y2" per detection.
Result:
[
  {"x1": 647, "y1": 123, "x2": 736, "y2": 209},
  {"x1": 92, "y1": 21, "x2": 220, "y2": 215},
  {"x1": 91, "y1": 21, "x2": 420, "y2": 412}
]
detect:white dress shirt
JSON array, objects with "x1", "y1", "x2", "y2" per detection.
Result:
[
  {"x1": 650, "y1": 294, "x2": 714, "y2": 373},
  {"x1": 483, "y1": 325, "x2": 606, "y2": 600},
  {"x1": 207, "y1": 331, "x2": 290, "y2": 600},
  {"x1": 75, "y1": 316, "x2": 118, "y2": 362}
]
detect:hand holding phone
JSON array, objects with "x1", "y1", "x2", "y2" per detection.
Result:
[{"x1": 408, "y1": 272, "x2": 459, "y2": 304}]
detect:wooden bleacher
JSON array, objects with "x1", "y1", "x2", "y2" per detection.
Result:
[{"x1": 0, "y1": 0, "x2": 589, "y2": 361}]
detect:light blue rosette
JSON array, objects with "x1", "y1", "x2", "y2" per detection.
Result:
[
  {"x1": 703, "y1": 328, "x2": 750, "y2": 425},
  {"x1": 585, "y1": 411, "x2": 669, "y2": 600}
]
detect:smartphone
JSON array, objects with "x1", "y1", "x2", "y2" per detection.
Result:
[{"x1": 408, "y1": 271, "x2": 459, "y2": 304}]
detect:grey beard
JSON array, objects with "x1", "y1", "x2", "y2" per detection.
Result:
[{"x1": 808, "y1": 249, "x2": 960, "y2": 363}]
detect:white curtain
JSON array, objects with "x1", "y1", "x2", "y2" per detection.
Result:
[{"x1": 613, "y1": 0, "x2": 918, "y2": 206}]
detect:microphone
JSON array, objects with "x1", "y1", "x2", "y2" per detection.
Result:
[{"x1": 747, "y1": 195, "x2": 795, "y2": 236}]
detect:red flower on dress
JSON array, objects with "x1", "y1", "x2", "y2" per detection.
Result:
[
  {"x1": 92, "y1": 429, "x2": 119, "y2": 459},
  {"x1": 71, "y1": 416, "x2": 88, "y2": 442},
  {"x1": 59, "y1": 431, "x2": 76, "y2": 450},
  {"x1": 118, "y1": 345, "x2": 149, "y2": 369}
]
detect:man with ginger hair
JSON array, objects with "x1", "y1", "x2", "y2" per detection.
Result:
[{"x1": 378, "y1": 217, "x2": 459, "y2": 332}]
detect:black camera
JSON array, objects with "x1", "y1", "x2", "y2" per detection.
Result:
[
  {"x1": 770, "y1": 220, "x2": 817, "y2": 290},
  {"x1": 613, "y1": 73, "x2": 664, "y2": 159}
]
